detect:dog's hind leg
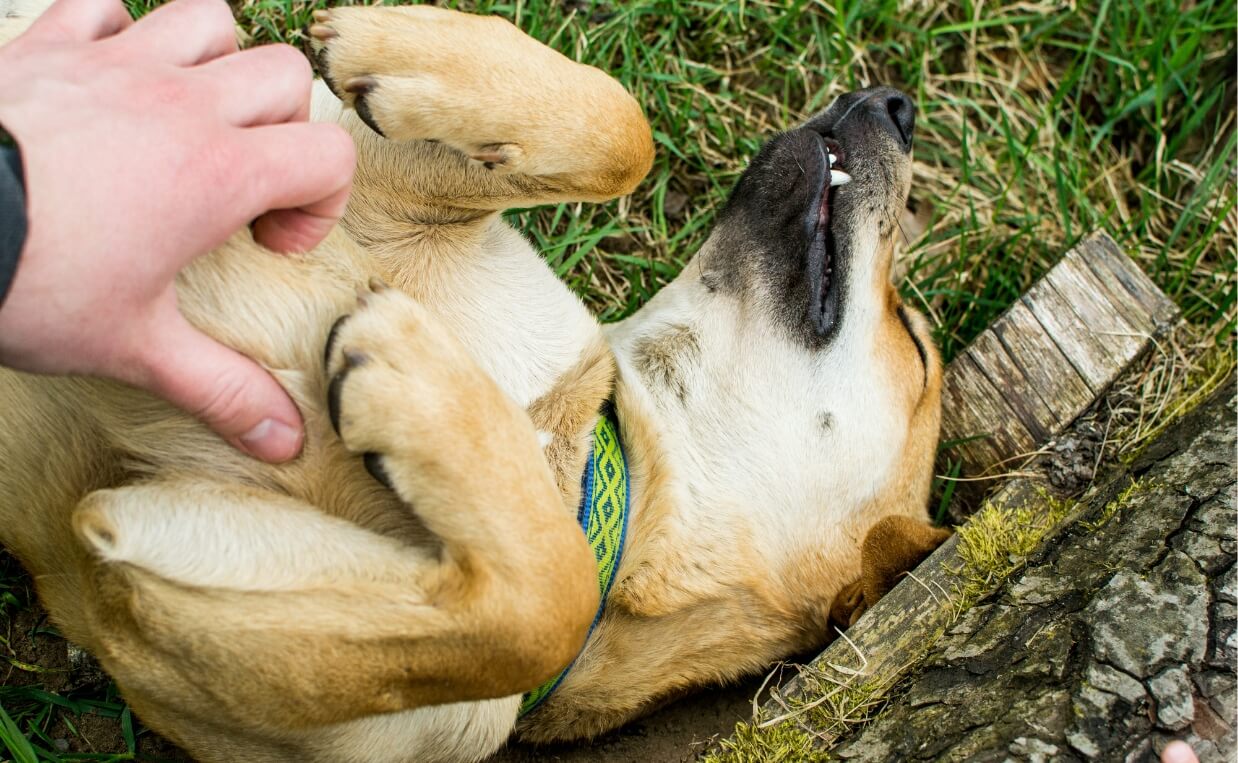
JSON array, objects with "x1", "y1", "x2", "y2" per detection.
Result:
[
  {"x1": 68, "y1": 287, "x2": 601, "y2": 760},
  {"x1": 307, "y1": 4, "x2": 653, "y2": 218},
  {"x1": 69, "y1": 481, "x2": 527, "y2": 761}
]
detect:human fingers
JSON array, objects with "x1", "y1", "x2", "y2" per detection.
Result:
[
  {"x1": 1160, "y1": 741, "x2": 1199, "y2": 763},
  {"x1": 240, "y1": 122, "x2": 355, "y2": 253},
  {"x1": 110, "y1": 0, "x2": 236, "y2": 66},
  {"x1": 196, "y1": 44, "x2": 312, "y2": 126},
  {"x1": 21, "y1": 0, "x2": 131, "y2": 43},
  {"x1": 139, "y1": 308, "x2": 304, "y2": 462}
]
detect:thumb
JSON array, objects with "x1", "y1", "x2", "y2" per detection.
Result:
[{"x1": 139, "y1": 311, "x2": 304, "y2": 463}]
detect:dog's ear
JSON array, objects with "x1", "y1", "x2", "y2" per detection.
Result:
[{"x1": 830, "y1": 515, "x2": 951, "y2": 628}]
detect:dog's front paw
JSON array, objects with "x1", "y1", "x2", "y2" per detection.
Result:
[
  {"x1": 323, "y1": 281, "x2": 495, "y2": 492},
  {"x1": 829, "y1": 579, "x2": 867, "y2": 629}
]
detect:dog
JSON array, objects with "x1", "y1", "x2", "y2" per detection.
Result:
[{"x1": 0, "y1": 3, "x2": 948, "y2": 761}]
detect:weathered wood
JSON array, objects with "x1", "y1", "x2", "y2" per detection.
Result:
[
  {"x1": 1082, "y1": 232, "x2": 1180, "y2": 332},
  {"x1": 939, "y1": 232, "x2": 1179, "y2": 479},
  {"x1": 964, "y1": 331, "x2": 1056, "y2": 443},
  {"x1": 990, "y1": 301, "x2": 1095, "y2": 429},
  {"x1": 940, "y1": 351, "x2": 1038, "y2": 468}
]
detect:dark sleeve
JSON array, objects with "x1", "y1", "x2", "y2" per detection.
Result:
[{"x1": 0, "y1": 141, "x2": 28, "y2": 310}]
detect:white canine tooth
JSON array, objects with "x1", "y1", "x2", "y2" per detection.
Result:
[
  {"x1": 830, "y1": 169, "x2": 851, "y2": 186},
  {"x1": 828, "y1": 153, "x2": 838, "y2": 166}
]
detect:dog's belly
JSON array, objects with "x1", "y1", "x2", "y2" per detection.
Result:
[
  {"x1": 174, "y1": 217, "x2": 598, "y2": 444},
  {"x1": 308, "y1": 695, "x2": 522, "y2": 763}
]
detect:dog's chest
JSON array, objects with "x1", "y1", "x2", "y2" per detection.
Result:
[{"x1": 399, "y1": 221, "x2": 601, "y2": 410}]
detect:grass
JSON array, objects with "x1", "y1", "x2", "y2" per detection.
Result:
[
  {"x1": 204, "y1": 0, "x2": 1235, "y2": 355},
  {"x1": 6, "y1": 0, "x2": 1238, "y2": 759}
]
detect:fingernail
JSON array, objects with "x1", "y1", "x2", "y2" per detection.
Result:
[{"x1": 239, "y1": 419, "x2": 304, "y2": 462}]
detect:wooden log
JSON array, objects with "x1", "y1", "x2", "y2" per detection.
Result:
[
  {"x1": 825, "y1": 379, "x2": 1236, "y2": 762},
  {"x1": 939, "y1": 232, "x2": 1179, "y2": 479}
]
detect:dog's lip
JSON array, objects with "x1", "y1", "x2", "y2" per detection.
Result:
[
  {"x1": 803, "y1": 135, "x2": 846, "y2": 236},
  {"x1": 804, "y1": 133, "x2": 845, "y2": 338}
]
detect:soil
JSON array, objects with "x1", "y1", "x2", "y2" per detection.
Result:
[
  {"x1": 491, "y1": 680, "x2": 760, "y2": 762},
  {"x1": 1, "y1": 600, "x2": 188, "y2": 761}
]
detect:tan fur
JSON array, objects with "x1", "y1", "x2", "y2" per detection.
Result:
[
  {"x1": 527, "y1": 336, "x2": 617, "y2": 506},
  {"x1": 0, "y1": 4, "x2": 944, "y2": 761}
]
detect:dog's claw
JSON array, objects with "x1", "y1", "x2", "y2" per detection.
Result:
[
  {"x1": 327, "y1": 369, "x2": 349, "y2": 436},
  {"x1": 308, "y1": 24, "x2": 336, "y2": 40},
  {"x1": 368, "y1": 277, "x2": 389, "y2": 293},
  {"x1": 363, "y1": 452, "x2": 396, "y2": 491},
  {"x1": 311, "y1": 9, "x2": 331, "y2": 22},
  {"x1": 344, "y1": 76, "x2": 377, "y2": 95},
  {"x1": 324, "y1": 315, "x2": 350, "y2": 370}
]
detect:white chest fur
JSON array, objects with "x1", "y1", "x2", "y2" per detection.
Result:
[{"x1": 406, "y1": 220, "x2": 601, "y2": 410}]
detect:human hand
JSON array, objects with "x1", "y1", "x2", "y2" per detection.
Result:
[{"x1": 0, "y1": 0, "x2": 355, "y2": 462}]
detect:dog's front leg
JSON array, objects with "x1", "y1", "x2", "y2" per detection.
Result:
[{"x1": 308, "y1": 4, "x2": 653, "y2": 217}]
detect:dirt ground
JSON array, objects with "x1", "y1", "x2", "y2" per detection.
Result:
[{"x1": 491, "y1": 680, "x2": 761, "y2": 762}]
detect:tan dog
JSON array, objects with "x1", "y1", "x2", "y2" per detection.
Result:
[{"x1": 0, "y1": 3, "x2": 947, "y2": 761}]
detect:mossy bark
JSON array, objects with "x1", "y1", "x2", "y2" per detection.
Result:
[{"x1": 828, "y1": 378, "x2": 1236, "y2": 762}]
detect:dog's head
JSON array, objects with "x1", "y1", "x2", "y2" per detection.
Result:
[{"x1": 606, "y1": 87, "x2": 941, "y2": 674}]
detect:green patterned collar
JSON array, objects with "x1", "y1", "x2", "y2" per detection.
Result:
[{"x1": 519, "y1": 407, "x2": 631, "y2": 717}]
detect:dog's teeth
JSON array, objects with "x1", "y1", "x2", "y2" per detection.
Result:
[
  {"x1": 828, "y1": 153, "x2": 838, "y2": 166},
  {"x1": 830, "y1": 170, "x2": 851, "y2": 186}
]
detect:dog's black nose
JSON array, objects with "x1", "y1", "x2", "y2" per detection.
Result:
[{"x1": 868, "y1": 88, "x2": 915, "y2": 152}]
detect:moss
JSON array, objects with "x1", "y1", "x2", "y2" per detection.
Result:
[
  {"x1": 949, "y1": 491, "x2": 1077, "y2": 616},
  {"x1": 1079, "y1": 478, "x2": 1158, "y2": 531},
  {"x1": 702, "y1": 719, "x2": 830, "y2": 763},
  {"x1": 703, "y1": 679, "x2": 890, "y2": 763}
]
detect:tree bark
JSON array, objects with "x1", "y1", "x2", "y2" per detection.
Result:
[{"x1": 829, "y1": 378, "x2": 1236, "y2": 763}]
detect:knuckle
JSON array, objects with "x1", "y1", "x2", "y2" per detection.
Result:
[
  {"x1": 193, "y1": 369, "x2": 254, "y2": 429},
  {"x1": 145, "y1": 71, "x2": 196, "y2": 107},
  {"x1": 268, "y1": 44, "x2": 313, "y2": 85},
  {"x1": 321, "y1": 124, "x2": 358, "y2": 174}
]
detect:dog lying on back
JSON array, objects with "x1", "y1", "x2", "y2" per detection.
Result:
[{"x1": 0, "y1": 3, "x2": 948, "y2": 761}]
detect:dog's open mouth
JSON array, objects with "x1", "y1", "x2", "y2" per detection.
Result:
[{"x1": 805, "y1": 133, "x2": 850, "y2": 338}]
